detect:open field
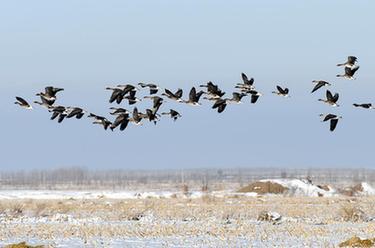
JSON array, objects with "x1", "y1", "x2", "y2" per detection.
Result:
[{"x1": 1, "y1": 194, "x2": 375, "y2": 247}]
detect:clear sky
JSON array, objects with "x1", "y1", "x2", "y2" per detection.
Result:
[{"x1": 1, "y1": 1, "x2": 375, "y2": 170}]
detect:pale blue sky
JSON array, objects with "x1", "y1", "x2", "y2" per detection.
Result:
[{"x1": 1, "y1": 1, "x2": 375, "y2": 170}]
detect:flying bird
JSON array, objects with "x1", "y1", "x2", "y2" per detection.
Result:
[
  {"x1": 66, "y1": 107, "x2": 86, "y2": 119},
  {"x1": 88, "y1": 113, "x2": 112, "y2": 130},
  {"x1": 162, "y1": 109, "x2": 181, "y2": 121},
  {"x1": 318, "y1": 90, "x2": 339, "y2": 107},
  {"x1": 272, "y1": 85, "x2": 290, "y2": 97},
  {"x1": 183, "y1": 87, "x2": 204, "y2": 106},
  {"x1": 320, "y1": 113, "x2": 342, "y2": 132},
  {"x1": 336, "y1": 66, "x2": 360, "y2": 80},
  {"x1": 124, "y1": 90, "x2": 142, "y2": 105},
  {"x1": 311, "y1": 80, "x2": 331, "y2": 93},
  {"x1": 161, "y1": 88, "x2": 183, "y2": 102},
  {"x1": 236, "y1": 73, "x2": 255, "y2": 91},
  {"x1": 110, "y1": 113, "x2": 130, "y2": 131},
  {"x1": 144, "y1": 96, "x2": 164, "y2": 113},
  {"x1": 353, "y1": 103, "x2": 374, "y2": 109},
  {"x1": 212, "y1": 98, "x2": 227, "y2": 113},
  {"x1": 14, "y1": 97, "x2": 32, "y2": 110},
  {"x1": 337, "y1": 56, "x2": 358, "y2": 67},
  {"x1": 138, "y1": 83, "x2": 159, "y2": 95}
]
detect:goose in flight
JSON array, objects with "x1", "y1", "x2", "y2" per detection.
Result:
[
  {"x1": 200, "y1": 82, "x2": 225, "y2": 99},
  {"x1": 183, "y1": 87, "x2": 204, "y2": 106},
  {"x1": 106, "y1": 87, "x2": 124, "y2": 104},
  {"x1": 227, "y1": 92, "x2": 247, "y2": 104},
  {"x1": 236, "y1": 73, "x2": 255, "y2": 91},
  {"x1": 110, "y1": 113, "x2": 130, "y2": 131},
  {"x1": 144, "y1": 96, "x2": 164, "y2": 113},
  {"x1": 139, "y1": 109, "x2": 160, "y2": 125},
  {"x1": 336, "y1": 66, "x2": 360, "y2": 80},
  {"x1": 88, "y1": 113, "x2": 112, "y2": 130},
  {"x1": 311, "y1": 80, "x2": 331, "y2": 93},
  {"x1": 337, "y1": 56, "x2": 357, "y2": 67},
  {"x1": 272, "y1": 85, "x2": 290, "y2": 97},
  {"x1": 66, "y1": 107, "x2": 86, "y2": 119},
  {"x1": 161, "y1": 88, "x2": 183, "y2": 102},
  {"x1": 49, "y1": 106, "x2": 67, "y2": 123},
  {"x1": 161, "y1": 109, "x2": 181, "y2": 121},
  {"x1": 14, "y1": 97, "x2": 32, "y2": 109},
  {"x1": 138, "y1": 83, "x2": 159, "y2": 95},
  {"x1": 36, "y1": 86, "x2": 64, "y2": 102},
  {"x1": 353, "y1": 103, "x2": 374, "y2": 109},
  {"x1": 125, "y1": 90, "x2": 142, "y2": 105},
  {"x1": 320, "y1": 113, "x2": 342, "y2": 132},
  {"x1": 129, "y1": 107, "x2": 143, "y2": 125},
  {"x1": 34, "y1": 95, "x2": 54, "y2": 109},
  {"x1": 109, "y1": 107, "x2": 129, "y2": 115},
  {"x1": 212, "y1": 98, "x2": 227, "y2": 113},
  {"x1": 318, "y1": 90, "x2": 339, "y2": 107}
]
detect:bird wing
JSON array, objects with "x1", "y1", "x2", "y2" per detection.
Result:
[
  {"x1": 348, "y1": 56, "x2": 357, "y2": 64},
  {"x1": 218, "y1": 103, "x2": 227, "y2": 113},
  {"x1": 120, "y1": 119, "x2": 129, "y2": 131},
  {"x1": 276, "y1": 85, "x2": 284, "y2": 94},
  {"x1": 189, "y1": 87, "x2": 196, "y2": 101},
  {"x1": 150, "y1": 88, "x2": 158, "y2": 95},
  {"x1": 326, "y1": 90, "x2": 333, "y2": 101},
  {"x1": 175, "y1": 89, "x2": 183, "y2": 98},
  {"x1": 251, "y1": 94, "x2": 259, "y2": 104},
  {"x1": 323, "y1": 114, "x2": 336, "y2": 122},
  {"x1": 241, "y1": 73, "x2": 248, "y2": 83},
  {"x1": 45, "y1": 87, "x2": 54, "y2": 96},
  {"x1": 16, "y1": 97, "x2": 29, "y2": 106},
  {"x1": 212, "y1": 99, "x2": 225, "y2": 109},
  {"x1": 330, "y1": 119, "x2": 339, "y2": 132},
  {"x1": 332, "y1": 93, "x2": 339, "y2": 103},
  {"x1": 164, "y1": 89, "x2": 174, "y2": 97},
  {"x1": 109, "y1": 90, "x2": 121, "y2": 103},
  {"x1": 311, "y1": 82, "x2": 324, "y2": 93}
]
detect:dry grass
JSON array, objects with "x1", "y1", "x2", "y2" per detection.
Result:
[{"x1": 1, "y1": 196, "x2": 375, "y2": 246}]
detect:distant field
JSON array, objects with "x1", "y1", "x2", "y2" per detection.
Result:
[{"x1": 1, "y1": 195, "x2": 375, "y2": 247}]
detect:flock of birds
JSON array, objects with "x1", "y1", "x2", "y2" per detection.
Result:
[{"x1": 15, "y1": 56, "x2": 367, "y2": 132}]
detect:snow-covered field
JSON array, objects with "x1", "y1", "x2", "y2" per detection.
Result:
[{"x1": 1, "y1": 179, "x2": 375, "y2": 247}]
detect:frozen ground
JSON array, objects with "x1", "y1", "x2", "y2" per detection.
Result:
[{"x1": 1, "y1": 192, "x2": 375, "y2": 247}]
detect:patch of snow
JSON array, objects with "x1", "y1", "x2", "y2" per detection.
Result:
[
  {"x1": 358, "y1": 182, "x2": 375, "y2": 196},
  {"x1": 260, "y1": 179, "x2": 337, "y2": 197}
]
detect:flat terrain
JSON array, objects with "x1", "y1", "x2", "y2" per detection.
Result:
[{"x1": 1, "y1": 194, "x2": 375, "y2": 247}]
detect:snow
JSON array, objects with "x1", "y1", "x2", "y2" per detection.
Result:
[
  {"x1": 358, "y1": 182, "x2": 375, "y2": 196},
  {"x1": 259, "y1": 178, "x2": 337, "y2": 197}
]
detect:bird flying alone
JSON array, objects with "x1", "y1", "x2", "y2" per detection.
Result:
[
  {"x1": 272, "y1": 85, "x2": 290, "y2": 97},
  {"x1": 15, "y1": 97, "x2": 32, "y2": 109},
  {"x1": 311, "y1": 80, "x2": 331, "y2": 93},
  {"x1": 320, "y1": 113, "x2": 342, "y2": 132},
  {"x1": 353, "y1": 103, "x2": 374, "y2": 109}
]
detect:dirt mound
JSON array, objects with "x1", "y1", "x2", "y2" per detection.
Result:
[
  {"x1": 339, "y1": 236, "x2": 374, "y2": 247},
  {"x1": 339, "y1": 184, "x2": 364, "y2": 197},
  {"x1": 238, "y1": 181, "x2": 288, "y2": 194},
  {"x1": 4, "y1": 242, "x2": 44, "y2": 248}
]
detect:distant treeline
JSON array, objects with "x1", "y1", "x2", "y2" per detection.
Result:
[{"x1": 0, "y1": 167, "x2": 374, "y2": 190}]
